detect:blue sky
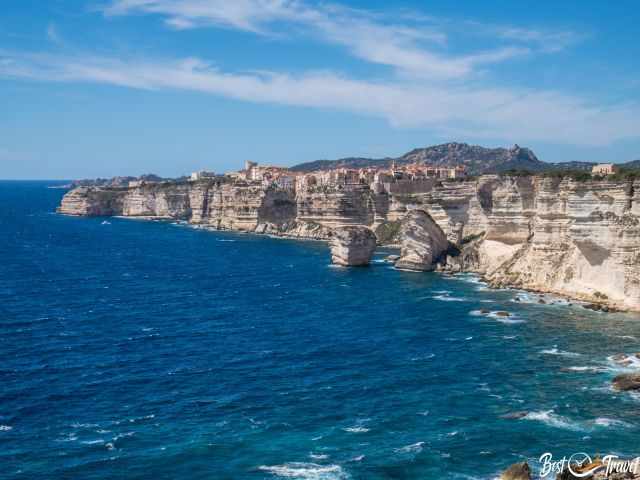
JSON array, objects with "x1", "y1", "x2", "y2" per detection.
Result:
[{"x1": 1, "y1": 0, "x2": 639, "y2": 179}]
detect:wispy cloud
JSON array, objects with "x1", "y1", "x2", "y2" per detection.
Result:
[
  {"x1": 46, "y1": 23, "x2": 62, "y2": 44},
  {"x1": 1, "y1": 50, "x2": 638, "y2": 146},
  {"x1": 103, "y1": 0, "x2": 566, "y2": 80}
]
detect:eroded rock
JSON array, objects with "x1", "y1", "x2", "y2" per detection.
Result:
[
  {"x1": 395, "y1": 210, "x2": 449, "y2": 271},
  {"x1": 612, "y1": 373, "x2": 640, "y2": 391},
  {"x1": 330, "y1": 226, "x2": 377, "y2": 266},
  {"x1": 500, "y1": 462, "x2": 531, "y2": 480}
]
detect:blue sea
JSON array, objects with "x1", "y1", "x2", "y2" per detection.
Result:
[{"x1": 2, "y1": 181, "x2": 640, "y2": 479}]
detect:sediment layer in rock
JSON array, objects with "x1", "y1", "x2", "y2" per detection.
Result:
[{"x1": 58, "y1": 175, "x2": 640, "y2": 311}]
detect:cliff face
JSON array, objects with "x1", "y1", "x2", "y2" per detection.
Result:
[
  {"x1": 58, "y1": 187, "x2": 127, "y2": 216},
  {"x1": 58, "y1": 175, "x2": 640, "y2": 310},
  {"x1": 483, "y1": 178, "x2": 640, "y2": 311}
]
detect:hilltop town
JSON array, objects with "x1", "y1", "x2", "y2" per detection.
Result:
[{"x1": 188, "y1": 159, "x2": 466, "y2": 194}]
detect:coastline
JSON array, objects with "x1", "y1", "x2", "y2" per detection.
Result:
[{"x1": 67, "y1": 211, "x2": 633, "y2": 314}]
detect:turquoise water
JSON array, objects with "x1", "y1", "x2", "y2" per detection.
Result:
[{"x1": 2, "y1": 181, "x2": 640, "y2": 479}]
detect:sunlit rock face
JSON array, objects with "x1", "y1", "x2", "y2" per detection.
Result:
[
  {"x1": 395, "y1": 210, "x2": 449, "y2": 271},
  {"x1": 58, "y1": 174, "x2": 640, "y2": 311},
  {"x1": 485, "y1": 178, "x2": 640, "y2": 311},
  {"x1": 330, "y1": 226, "x2": 377, "y2": 266},
  {"x1": 57, "y1": 187, "x2": 127, "y2": 216},
  {"x1": 121, "y1": 183, "x2": 192, "y2": 218}
]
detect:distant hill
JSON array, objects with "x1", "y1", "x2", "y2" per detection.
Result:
[{"x1": 290, "y1": 142, "x2": 629, "y2": 176}]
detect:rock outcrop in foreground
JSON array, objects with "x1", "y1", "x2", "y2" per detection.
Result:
[
  {"x1": 330, "y1": 227, "x2": 377, "y2": 266},
  {"x1": 58, "y1": 174, "x2": 640, "y2": 311},
  {"x1": 500, "y1": 462, "x2": 531, "y2": 480},
  {"x1": 612, "y1": 373, "x2": 640, "y2": 391},
  {"x1": 395, "y1": 210, "x2": 448, "y2": 271}
]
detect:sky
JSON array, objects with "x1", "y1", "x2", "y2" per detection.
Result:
[{"x1": 1, "y1": 0, "x2": 640, "y2": 179}]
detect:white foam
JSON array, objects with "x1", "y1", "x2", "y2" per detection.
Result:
[
  {"x1": 395, "y1": 441, "x2": 425, "y2": 454},
  {"x1": 540, "y1": 348, "x2": 581, "y2": 357},
  {"x1": 342, "y1": 426, "x2": 369, "y2": 433},
  {"x1": 309, "y1": 454, "x2": 329, "y2": 460},
  {"x1": 471, "y1": 310, "x2": 524, "y2": 323},
  {"x1": 617, "y1": 336, "x2": 639, "y2": 341},
  {"x1": 594, "y1": 417, "x2": 631, "y2": 428},
  {"x1": 0, "y1": 425, "x2": 12, "y2": 431},
  {"x1": 432, "y1": 294, "x2": 467, "y2": 302},
  {"x1": 488, "y1": 312, "x2": 525, "y2": 324},
  {"x1": 522, "y1": 410, "x2": 584, "y2": 431},
  {"x1": 566, "y1": 366, "x2": 607, "y2": 373},
  {"x1": 606, "y1": 354, "x2": 640, "y2": 371},
  {"x1": 259, "y1": 462, "x2": 349, "y2": 479},
  {"x1": 81, "y1": 439, "x2": 105, "y2": 445}
]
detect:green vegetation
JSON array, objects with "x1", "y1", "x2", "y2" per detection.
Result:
[
  {"x1": 540, "y1": 169, "x2": 593, "y2": 181},
  {"x1": 608, "y1": 167, "x2": 640, "y2": 181},
  {"x1": 375, "y1": 220, "x2": 402, "y2": 245},
  {"x1": 461, "y1": 231, "x2": 485, "y2": 245}
]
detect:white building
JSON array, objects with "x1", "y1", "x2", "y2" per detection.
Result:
[
  {"x1": 592, "y1": 163, "x2": 619, "y2": 176},
  {"x1": 190, "y1": 170, "x2": 216, "y2": 181}
]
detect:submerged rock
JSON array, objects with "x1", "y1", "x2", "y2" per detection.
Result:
[
  {"x1": 500, "y1": 462, "x2": 531, "y2": 480},
  {"x1": 329, "y1": 226, "x2": 377, "y2": 266},
  {"x1": 395, "y1": 210, "x2": 449, "y2": 271},
  {"x1": 495, "y1": 311, "x2": 511, "y2": 317},
  {"x1": 612, "y1": 373, "x2": 640, "y2": 391}
]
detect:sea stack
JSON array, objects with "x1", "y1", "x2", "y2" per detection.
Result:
[
  {"x1": 395, "y1": 210, "x2": 448, "y2": 271},
  {"x1": 330, "y1": 226, "x2": 377, "y2": 266}
]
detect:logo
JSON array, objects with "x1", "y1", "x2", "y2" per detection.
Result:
[{"x1": 539, "y1": 452, "x2": 640, "y2": 478}]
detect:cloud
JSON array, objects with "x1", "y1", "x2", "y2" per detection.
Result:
[
  {"x1": 46, "y1": 23, "x2": 62, "y2": 44},
  {"x1": 103, "y1": 0, "x2": 562, "y2": 80},
  {"x1": 1, "y1": 50, "x2": 638, "y2": 146}
]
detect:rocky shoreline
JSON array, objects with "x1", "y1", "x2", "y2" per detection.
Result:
[{"x1": 57, "y1": 174, "x2": 640, "y2": 312}]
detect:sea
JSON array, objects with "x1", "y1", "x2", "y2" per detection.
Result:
[{"x1": 2, "y1": 180, "x2": 640, "y2": 480}]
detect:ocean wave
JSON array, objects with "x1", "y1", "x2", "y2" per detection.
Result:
[
  {"x1": 511, "y1": 292, "x2": 572, "y2": 306},
  {"x1": 470, "y1": 310, "x2": 524, "y2": 323},
  {"x1": 259, "y1": 462, "x2": 349, "y2": 479},
  {"x1": 487, "y1": 312, "x2": 524, "y2": 324},
  {"x1": 522, "y1": 410, "x2": 585, "y2": 431},
  {"x1": 523, "y1": 411, "x2": 630, "y2": 431},
  {"x1": 411, "y1": 353, "x2": 435, "y2": 361},
  {"x1": 81, "y1": 439, "x2": 105, "y2": 445},
  {"x1": 593, "y1": 417, "x2": 631, "y2": 428},
  {"x1": 432, "y1": 294, "x2": 468, "y2": 302},
  {"x1": 0, "y1": 425, "x2": 13, "y2": 431},
  {"x1": 617, "y1": 335, "x2": 639, "y2": 341},
  {"x1": 309, "y1": 454, "x2": 329, "y2": 460},
  {"x1": 540, "y1": 348, "x2": 581, "y2": 357},
  {"x1": 565, "y1": 366, "x2": 608, "y2": 373},
  {"x1": 342, "y1": 426, "x2": 369, "y2": 433},
  {"x1": 607, "y1": 354, "x2": 640, "y2": 371},
  {"x1": 395, "y1": 441, "x2": 425, "y2": 454}
]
